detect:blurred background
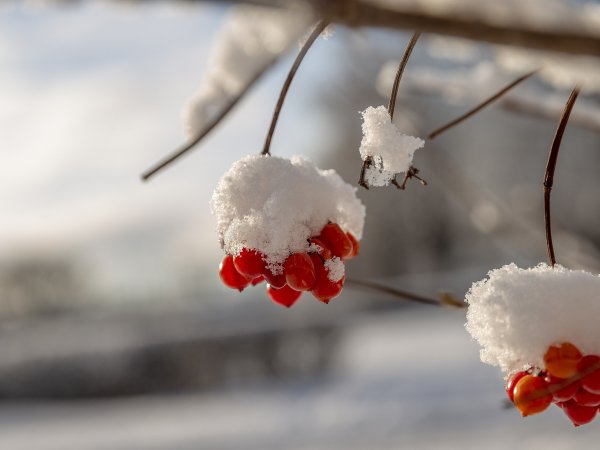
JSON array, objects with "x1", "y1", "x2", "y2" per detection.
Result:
[{"x1": 1, "y1": 0, "x2": 600, "y2": 448}]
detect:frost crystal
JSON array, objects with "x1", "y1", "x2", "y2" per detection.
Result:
[
  {"x1": 210, "y1": 155, "x2": 365, "y2": 273},
  {"x1": 359, "y1": 106, "x2": 424, "y2": 186},
  {"x1": 465, "y1": 263, "x2": 600, "y2": 376},
  {"x1": 325, "y1": 257, "x2": 345, "y2": 283},
  {"x1": 183, "y1": 5, "x2": 311, "y2": 138}
]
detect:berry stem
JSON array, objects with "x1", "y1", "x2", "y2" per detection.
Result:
[
  {"x1": 358, "y1": 31, "x2": 420, "y2": 189},
  {"x1": 261, "y1": 20, "x2": 328, "y2": 156},
  {"x1": 345, "y1": 278, "x2": 464, "y2": 308},
  {"x1": 543, "y1": 86, "x2": 580, "y2": 267},
  {"x1": 427, "y1": 69, "x2": 538, "y2": 140}
]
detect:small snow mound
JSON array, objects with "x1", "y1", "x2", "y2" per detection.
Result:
[
  {"x1": 359, "y1": 105, "x2": 424, "y2": 178},
  {"x1": 325, "y1": 257, "x2": 345, "y2": 282},
  {"x1": 465, "y1": 263, "x2": 600, "y2": 376},
  {"x1": 210, "y1": 155, "x2": 365, "y2": 273}
]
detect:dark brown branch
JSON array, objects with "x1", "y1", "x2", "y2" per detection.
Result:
[
  {"x1": 262, "y1": 20, "x2": 328, "y2": 155},
  {"x1": 428, "y1": 69, "x2": 538, "y2": 140},
  {"x1": 388, "y1": 32, "x2": 421, "y2": 120},
  {"x1": 543, "y1": 86, "x2": 580, "y2": 267},
  {"x1": 310, "y1": 0, "x2": 600, "y2": 57},
  {"x1": 358, "y1": 32, "x2": 420, "y2": 189},
  {"x1": 141, "y1": 64, "x2": 271, "y2": 181},
  {"x1": 345, "y1": 278, "x2": 465, "y2": 308}
]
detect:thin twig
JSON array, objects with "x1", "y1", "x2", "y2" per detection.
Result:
[
  {"x1": 358, "y1": 31, "x2": 420, "y2": 189},
  {"x1": 141, "y1": 67, "x2": 270, "y2": 181},
  {"x1": 262, "y1": 20, "x2": 328, "y2": 156},
  {"x1": 346, "y1": 278, "x2": 465, "y2": 308},
  {"x1": 428, "y1": 69, "x2": 539, "y2": 140},
  {"x1": 543, "y1": 86, "x2": 580, "y2": 267},
  {"x1": 388, "y1": 32, "x2": 421, "y2": 120}
]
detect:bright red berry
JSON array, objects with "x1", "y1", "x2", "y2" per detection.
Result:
[
  {"x1": 318, "y1": 223, "x2": 353, "y2": 259},
  {"x1": 262, "y1": 267, "x2": 287, "y2": 289},
  {"x1": 219, "y1": 255, "x2": 251, "y2": 291},
  {"x1": 267, "y1": 284, "x2": 301, "y2": 308},
  {"x1": 560, "y1": 400, "x2": 598, "y2": 426},
  {"x1": 233, "y1": 248, "x2": 266, "y2": 279},
  {"x1": 251, "y1": 275, "x2": 265, "y2": 286},
  {"x1": 309, "y1": 253, "x2": 344, "y2": 304},
  {"x1": 309, "y1": 237, "x2": 333, "y2": 260},
  {"x1": 577, "y1": 355, "x2": 600, "y2": 394},
  {"x1": 573, "y1": 388, "x2": 600, "y2": 407},
  {"x1": 544, "y1": 342, "x2": 582, "y2": 379},
  {"x1": 512, "y1": 374, "x2": 552, "y2": 416},
  {"x1": 506, "y1": 371, "x2": 528, "y2": 402},
  {"x1": 346, "y1": 232, "x2": 360, "y2": 259},
  {"x1": 283, "y1": 253, "x2": 316, "y2": 291},
  {"x1": 545, "y1": 374, "x2": 580, "y2": 402}
]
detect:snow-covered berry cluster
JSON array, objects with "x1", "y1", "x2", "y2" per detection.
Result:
[
  {"x1": 506, "y1": 342, "x2": 600, "y2": 426},
  {"x1": 466, "y1": 263, "x2": 600, "y2": 426},
  {"x1": 211, "y1": 154, "x2": 365, "y2": 307},
  {"x1": 219, "y1": 221, "x2": 359, "y2": 307}
]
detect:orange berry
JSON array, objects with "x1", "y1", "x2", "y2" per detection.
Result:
[
  {"x1": 543, "y1": 342, "x2": 582, "y2": 379},
  {"x1": 513, "y1": 374, "x2": 552, "y2": 416}
]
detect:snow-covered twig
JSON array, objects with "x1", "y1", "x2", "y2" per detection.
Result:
[
  {"x1": 543, "y1": 86, "x2": 580, "y2": 267},
  {"x1": 359, "y1": 31, "x2": 421, "y2": 189}
]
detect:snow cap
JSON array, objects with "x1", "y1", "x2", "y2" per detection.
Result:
[
  {"x1": 359, "y1": 105, "x2": 424, "y2": 186},
  {"x1": 210, "y1": 155, "x2": 365, "y2": 274},
  {"x1": 466, "y1": 263, "x2": 600, "y2": 376}
]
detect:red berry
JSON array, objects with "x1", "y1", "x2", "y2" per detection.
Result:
[
  {"x1": 233, "y1": 248, "x2": 266, "y2": 279},
  {"x1": 309, "y1": 237, "x2": 333, "y2": 260},
  {"x1": 506, "y1": 371, "x2": 528, "y2": 402},
  {"x1": 577, "y1": 355, "x2": 600, "y2": 394},
  {"x1": 251, "y1": 275, "x2": 265, "y2": 286},
  {"x1": 309, "y1": 253, "x2": 344, "y2": 304},
  {"x1": 262, "y1": 267, "x2": 287, "y2": 289},
  {"x1": 267, "y1": 284, "x2": 301, "y2": 308},
  {"x1": 561, "y1": 400, "x2": 598, "y2": 426},
  {"x1": 545, "y1": 374, "x2": 580, "y2": 402},
  {"x1": 219, "y1": 255, "x2": 251, "y2": 291},
  {"x1": 283, "y1": 253, "x2": 316, "y2": 291},
  {"x1": 544, "y1": 342, "x2": 582, "y2": 379},
  {"x1": 318, "y1": 223, "x2": 353, "y2": 259},
  {"x1": 512, "y1": 374, "x2": 552, "y2": 416},
  {"x1": 573, "y1": 388, "x2": 600, "y2": 407},
  {"x1": 346, "y1": 232, "x2": 360, "y2": 259}
]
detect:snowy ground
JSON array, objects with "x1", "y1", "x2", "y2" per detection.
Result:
[{"x1": 0, "y1": 308, "x2": 598, "y2": 450}]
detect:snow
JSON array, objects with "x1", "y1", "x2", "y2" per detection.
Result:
[
  {"x1": 465, "y1": 263, "x2": 600, "y2": 376},
  {"x1": 183, "y1": 5, "x2": 311, "y2": 138},
  {"x1": 324, "y1": 256, "x2": 345, "y2": 282},
  {"x1": 210, "y1": 154, "x2": 365, "y2": 273},
  {"x1": 0, "y1": 309, "x2": 597, "y2": 449},
  {"x1": 359, "y1": 106, "x2": 425, "y2": 186}
]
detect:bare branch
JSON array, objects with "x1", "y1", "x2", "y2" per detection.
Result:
[
  {"x1": 543, "y1": 86, "x2": 580, "y2": 267},
  {"x1": 427, "y1": 69, "x2": 538, "y2": 140},
  {"x1": 346, "y1": 278, "x2": 465, "y2": 308},
  {"x1": 262, "y1": 20, "x2": 328, "y2": 156}
]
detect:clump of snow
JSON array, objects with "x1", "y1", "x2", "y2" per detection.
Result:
[
  {"x1": 465, "y1": 263, "x2": 600, "y2": 376},
  {"x1": 359, "y1": 106, "x2": 424, "y2": 186},
  {"x1": 183, "y1": 5, "x2": 311, "y2": 138},
  {"x1": 210, "y1": 155, "x2": 365, "y2": 273},
  {"x1": 324, "y1": 257, "x2": 345, "y2": 283}
]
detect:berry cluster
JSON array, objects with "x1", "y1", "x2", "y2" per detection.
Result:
[
  {"x1": 506, "y1": 342, "x2": 600, "y2": 426},
  {"x1": 218, "y1": 222, "x2": 359, "y2": 307}
]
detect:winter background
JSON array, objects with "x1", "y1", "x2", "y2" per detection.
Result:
[{"x1": 1, "y1": 0, "x2": 600, "y2": 448}]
